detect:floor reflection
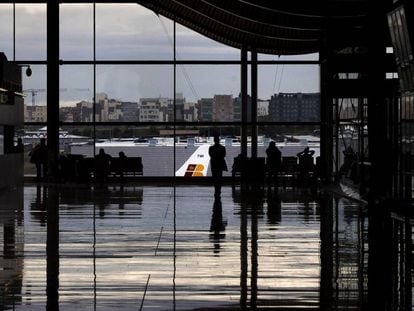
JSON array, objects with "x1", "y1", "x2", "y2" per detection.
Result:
[
  {"x1": 209, "y1": 196, "x2": 227, "y2": 255},
  {"x1": 0, "y1": 184, "x2": 412, "y2": 310}
]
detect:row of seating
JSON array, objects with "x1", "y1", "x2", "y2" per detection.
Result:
[
  {"x1": 60, "y1": 155, "x2": 143, "y2": 181},
  {"x1": 232, "y1": 156, "x2": 321, "y2": 183}
]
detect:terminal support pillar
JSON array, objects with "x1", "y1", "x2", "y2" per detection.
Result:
[
  {"x1": 241, "y1": 46, "x2": 248, "y2": 157},
  {"x1": 320, "y1": 40, "x2": 333, "y2": 182},
  {"x1": 47, "y1": 0, "x2": 60, "y2": 181},
  {"x1": 367, "y1": 0, "x2": 392, "y2": 199},
  {"x1": 251, "y1": 50, "x2": 258, "y2": 158}
]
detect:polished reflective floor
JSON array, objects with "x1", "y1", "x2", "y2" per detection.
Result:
[{"x1": 0, "y1": 183, "x2": 412, "y2": 310}]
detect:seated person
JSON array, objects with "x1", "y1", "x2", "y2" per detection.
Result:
[
  {"x1": 118, "y1": 151, "x2": 127, "y2": 179},
  {"x1": 266, "y1": 141, "x2": 282, "y2": 184},
  {"x1": 94, "y1": 149, "x2": 112, "y2": 181},
  {"x1": 296, "y1": 147, "x2": 315, "y2": 176}
]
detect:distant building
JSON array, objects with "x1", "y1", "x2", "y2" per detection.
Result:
[
  {"x1": 120, "y1": 102, "x2": 138, "y2": 122},
  {"x1": 213, "y1": 95, "x2": 233, "y2": 121},
  {"x1": 233, "y1": 93, "x2": 251, "y2": 121},
  {"x1": 269, "y1": 92, "x2": 320, "y2": 122},
  {"x1": 159, "y1": 97, "x2": 173, "y2": 122},
  {"x1": 233, "y1": 95, "x2": 241, "y2": 121},
  {"x1": 76, "y1": 101, "x2": 93, "y2": 122},
  {"x1": 70, "y1": 94, "x2": 125, "y2": 122},
  {"x1": 174, "y1": 93, "x2": 185, "y2": 121},
  {"x1": 95, "y1": 94, "x2": 123, "y2": 122},
  {"x1": 183, "y1": 102, "x2": 197, "y2": 122},
  {"x1": 24, "y1": 105, "x2": 47, "y2": 122},
  {"x1": 257, "y1": 99, "x2": 269, "y2": 117},
  {"x1": 59, "y1": 106, "x2": 75, "y2": 122},
  {"x1": 197, "y1": 98, "x2": 213, "y2": 121},
  {"x1": 139, "y1": 98, "x2": 164, "y2": 122}
]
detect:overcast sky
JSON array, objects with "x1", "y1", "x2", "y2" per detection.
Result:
[{"x1": 0, "y1": 3, "x2": 319, "y2": 106}]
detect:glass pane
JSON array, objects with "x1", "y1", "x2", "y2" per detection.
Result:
[
  {"x1": 0, "y1": 4, "x2": 13, "y2": 60},
  {"x1": 259, "y1": 64, "x2": 320, "y2": 97},
  {"x1": 60, "y1": 4, "x2": 93, "y2": 60},
  {"x1": 23, "y1": 65, "x2": 47, "y2": 122},
  {"x1": 258, "y1": 53, "x2": 319, "y2": 61},
  {"x1": 96, "y1": 65, "x2": 173, "y2": 123},
  {"x1": 176, "y1": 24, "x2": 240, "y2": 60},
  {"x1": 258, "y1": 125, "x2": 320, "y2": 159},
  {"x1": 59, "y1": 65, "x2": 94, "y2": 122},
  {"x1": 175, "y1": 125, "x2": 241, "y2": 177},
  {"x1": 96, "y1": 3, "x2": 173, "y2": 60},
  {"x1": 92, "y1": 125, "x2": 174, "y2": 176},
  {"x1": 258, "y1": 65, "x2": 320, "y2": 122},
  {"x1": 15, "y1": 4, "x2": 46, "y2": 60},
  {"x1": 337, "y1": 98, "x2": 360, "y2": 120},
  {"x1": 177, "y1": 65, "x2": 240, "y2": 121}
]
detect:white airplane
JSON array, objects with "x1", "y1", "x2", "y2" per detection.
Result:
[{"x1": 175, "y1": 144, "x2": 210, "y2": 177}]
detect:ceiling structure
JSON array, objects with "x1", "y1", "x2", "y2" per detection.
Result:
[{"x1": 138, "y1": 0, "x2": 370, "y2": 55}]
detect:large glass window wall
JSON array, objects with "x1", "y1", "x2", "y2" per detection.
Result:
[{"x1": 2, "y1": 2, "x2": 320, "y2": 177}]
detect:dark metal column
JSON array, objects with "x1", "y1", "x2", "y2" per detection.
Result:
[
  {"x1": 251, "y1": 50, "x2": 258, "y2": 158},
  {"x1": 46, "y1": 0, "x2": 60, "y2": 181},
  {"x1": 367, "y1": 0, "x2": 392, "y2": 198},
  {"x1": 320, "y1": 46, "x2": 333, "y2": 182},
  {"x1": 241, "y1": 46, "x2": 248, "y2": 157}
]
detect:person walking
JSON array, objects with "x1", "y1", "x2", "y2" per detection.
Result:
[{"x1": 30, "y1": 138, "x2": 48, "y2": 181}]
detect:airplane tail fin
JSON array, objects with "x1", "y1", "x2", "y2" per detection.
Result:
[{"x1": 175, "y1": 144, "x2": 210, "y2": 177}]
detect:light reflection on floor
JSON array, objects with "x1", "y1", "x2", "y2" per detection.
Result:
[{"x1": 0, "y1": 184, "x2": 411, "y2": 310}]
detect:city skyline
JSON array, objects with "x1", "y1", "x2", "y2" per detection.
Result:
[
  {"x1": 25, "y1": 91, "x2": 321, "y2": 123},
  {"x1": 0, "y1": 4, "x2": 319, "y2": 106}
]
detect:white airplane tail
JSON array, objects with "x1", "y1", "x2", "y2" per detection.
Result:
[{"x1": 175, "y1": 144, "x2": 210, "y2": 177}]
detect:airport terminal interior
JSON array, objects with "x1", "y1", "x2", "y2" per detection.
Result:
[{"x1": 0, "y1": 0, "x2": 413, "y2": 310}]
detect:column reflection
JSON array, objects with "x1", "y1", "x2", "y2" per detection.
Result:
[
  {"x1": 0, "y1": 187, "x2": 24, "y2": 309},
  {"x1": 46, "y1": 186, "x2": 59, "y2": 311},
  {"x1": 235, "y1": 185, "x2": 264, "y2": 309}
]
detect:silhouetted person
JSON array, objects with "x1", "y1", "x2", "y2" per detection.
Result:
[
  {"x1": 209, "y1": 196, "x2": 227, "y2": 254},
  {"x1": 296, "y1": 147, "x2": 315, "y2": 185},
  {"x1": 94, "y1": 148, "x2": 112, "y2": 182},
  {"x1": 118, "y1": 151, "x2": 127, "y2": 180},
  {"x1": 30, "y1": 138, "x2": 48, "y2": 181},
  {"x1": 297, "y1": 146, "x2": 315, "y2": 159},
  {"x1": 13, "y1": 138, "x2": 24, "y2": 153},
  {"x1": 266, "y1": 141, "x2": 282, "y2": 186},
  {"x1": 209, "y1": 135, "x2": 227, "y2": 196}
]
